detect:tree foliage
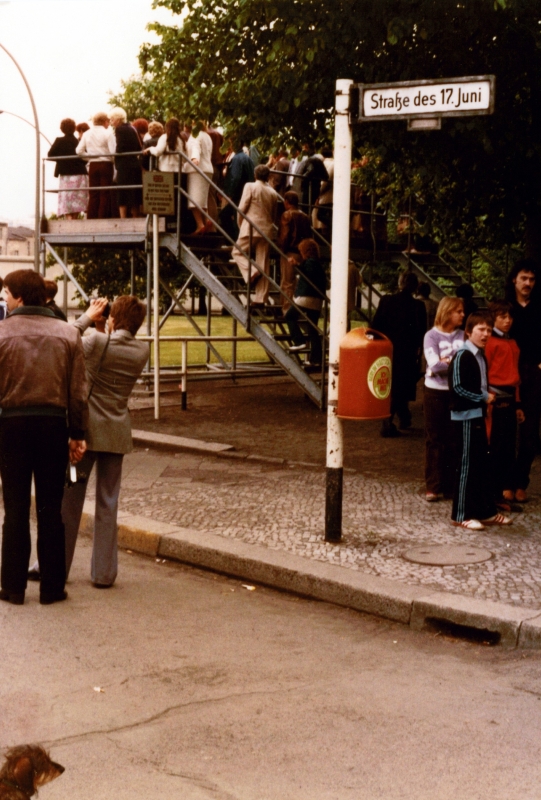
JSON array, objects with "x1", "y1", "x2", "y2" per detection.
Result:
[
  {"x1": 113, "y1": 0, "x2": 541, "y2": 253},
  {"x1": 50, "y1": 247, "x2": 188, "y2": 307}
]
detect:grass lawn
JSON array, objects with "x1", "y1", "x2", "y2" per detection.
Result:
[
  {"x1": 143, "y1": 314, "x2": 271, "y2": 367},
  {"x1": 144, "y1": 312, "x2": 359, "y2": 369}
]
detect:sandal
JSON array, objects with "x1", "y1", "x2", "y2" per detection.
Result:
[
  {"x1": 452, "y1": 519, "x2": 485, "y2": 531},
  {"x1": 481, "y1": 513, "x2": 512, "y2": 526}
]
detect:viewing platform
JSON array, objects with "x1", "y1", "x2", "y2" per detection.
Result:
[{"x1": 42, "y1": 217, "x2": 165, "y2": 247}]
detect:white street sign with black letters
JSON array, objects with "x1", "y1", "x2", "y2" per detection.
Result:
[{"x1": 355, "y1": 75, "x2": 495, "y2": 122}]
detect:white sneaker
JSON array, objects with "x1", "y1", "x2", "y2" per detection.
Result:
[
  {"x1": 453, "y1": 519, "x2": 485, "y2": 531},
  {"x1": 289, "y1": 343, "x2": 309, "y2": 352}
]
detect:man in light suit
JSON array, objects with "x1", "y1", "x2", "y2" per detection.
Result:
[
  {"x1": 232, "y1": 164, "x2": 280, "y2": 306},
  {"x1": 62, "y1": 295, "x2": 149, "y2": 588}
]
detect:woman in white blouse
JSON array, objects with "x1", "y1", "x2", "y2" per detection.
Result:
[
  {"x1": 146, "y1": 118, "x2": 185, "y2": 173},
  {"x1": 183, "y1": 122, "x2": 213, "y2": 234},
  {"x1": 145, "y1": 118, "x2": 185, "y2": 223}
]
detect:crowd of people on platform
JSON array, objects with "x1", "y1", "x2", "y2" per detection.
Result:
[
  {"x1": 0, "y1": 269, "x2": 148, "y2": 607},
  {"x1": 47, "y1": 111, "x2": 223, "y2": 231},
  {"x1": 374, "y1": 259, "x2": 541, "y2": 532},
  {"x1": 48, "y1": 111, "x2": 335, "y2": 365},
  {"x1": 47, "y1": 112, "x2": 333, "y2": 232}
]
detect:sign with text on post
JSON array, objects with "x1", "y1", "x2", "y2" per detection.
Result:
[
  {"x1": 143, "y1": 171, "x2": 175, "y2": 216},
  {"x1": 354, "y1": 75, "x2": 495, "y2": 124}
]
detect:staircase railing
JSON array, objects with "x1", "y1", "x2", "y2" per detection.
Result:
[{"x1": 151, "y1": 149, "x2": 328, "y2": 358}]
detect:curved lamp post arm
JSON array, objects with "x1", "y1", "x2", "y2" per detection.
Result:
[
  {"x1": 0, "y1": 42, "x2": 41, "y2": 271},
  {"x1": 0, "y1": 109, "x2": 51, "y2": 146}
]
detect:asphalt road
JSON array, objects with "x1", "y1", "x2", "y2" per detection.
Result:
[{"x1": 2, "y1": 538, "x2": 541, "y2": 800}]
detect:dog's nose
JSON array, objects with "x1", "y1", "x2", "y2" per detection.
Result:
[{"x1": 52, "y1": 761, "x2": 65, "y2": 775}]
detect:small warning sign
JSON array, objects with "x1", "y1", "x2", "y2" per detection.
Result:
[{"x1": 143, "y1": 172, "x2": 175, "y2": 215}]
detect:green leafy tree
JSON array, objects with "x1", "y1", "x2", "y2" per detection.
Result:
[
  {"x1": 48, "y1": 247, "x2": 189, "y2": 308},
  {"x1": 114, "y1": 0, "x2": 541, "y2": 256}
]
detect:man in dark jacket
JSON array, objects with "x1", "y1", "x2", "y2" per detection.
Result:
[
  {"x1": 0, "y1": 271, "x2": 88, "y2": 606},
  {"x1": 372, "y1": 271, "x2": 427, "y2": 436},
  {"x1": 299, "y1": 152, "x2": 329, "y2": 209},
  {"x1": 222, "y1": 138, "x2": 255, "y2": 239},
  {"x1": 448, "y1": 311, "x2": 510, "y2": 529},
  {"x1": 504, "y1": 258, "x2": 541, "y2": 501}
]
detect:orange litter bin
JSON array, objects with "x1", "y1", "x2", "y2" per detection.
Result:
[{"x1": 337, "y1": 327, "x2": 393, "y2": 420}]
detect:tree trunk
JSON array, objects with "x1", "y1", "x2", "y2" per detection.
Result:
[{"x1": 198, "y1": 284, "x2": 208, "y2": 316}]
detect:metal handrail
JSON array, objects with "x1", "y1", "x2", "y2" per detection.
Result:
[
  {"x1": 157, "y1": 149, "x2": 328, "y2": 343},
  {"x1": 177, "y1": 150, "x2": 327, "y2": 298},
  {"x1": 44, "y1": 150, "x2": 142, "y2": 159},
  {"x1": 44, "y1": 151, "x2": 145, "y2": 193}
]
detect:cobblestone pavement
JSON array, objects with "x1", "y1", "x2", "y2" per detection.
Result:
[{"x1": 82, "y1": 446, "x2": 541, "y2": 611}]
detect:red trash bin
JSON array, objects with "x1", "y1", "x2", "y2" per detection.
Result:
[{"x1": 337, "y1": 327, "x2": 393, "y2": 420}]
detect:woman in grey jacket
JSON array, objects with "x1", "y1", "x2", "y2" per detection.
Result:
[{"x1": 63, "y1": 296, "x2": 149, "y2": 588}]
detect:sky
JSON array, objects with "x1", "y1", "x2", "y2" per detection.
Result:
[{"x1": 0, "y1": 0, "x2": 176, "y2": 225}]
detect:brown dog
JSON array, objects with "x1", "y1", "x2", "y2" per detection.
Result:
[{"x1": 0, "y1": 745, "x2": 64, "y2": 799}]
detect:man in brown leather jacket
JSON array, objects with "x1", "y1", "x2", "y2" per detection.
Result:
[{"x1": 0, "y1": 270, "x2": 88, "y2": 606}]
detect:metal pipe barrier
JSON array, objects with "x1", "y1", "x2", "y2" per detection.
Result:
[{"x1": 136, "y1": 334, "x2": 264, "y2": 410}]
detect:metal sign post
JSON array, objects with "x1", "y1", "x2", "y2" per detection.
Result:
[
  {"x1": 153, "y1": 213, "x2": 160, "y2": 420},
  {"x1": 324, "y1": 74, "x2": 495, "y2": 543},
  {"x1": 325, "y1": 79, "x2": 353, "y2": 542}
]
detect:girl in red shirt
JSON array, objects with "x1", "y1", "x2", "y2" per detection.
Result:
[{"x1": 485, "y1": 301, "x2": 524, "y2": 506}]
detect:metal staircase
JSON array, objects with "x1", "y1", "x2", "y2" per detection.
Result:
[
  {"x1": 353, "y1": 247, "x2": 488, "y2": 324},
  {"x1": 403, "y1": 250, "x2": 486, "y2": 306},
  {"x1": 161, "y1": 233, "x2": 326, "y2": 406}
]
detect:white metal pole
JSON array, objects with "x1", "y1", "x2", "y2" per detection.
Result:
[
  {"x1": 325, "y1": 78, "x2": 353, "y2": 542},
  {"x1": 0, "y1": 44, "x2": 41, "y2": 272},
  {"x1": 153, "y1": 214, "x2": 160, "y2": 420}
]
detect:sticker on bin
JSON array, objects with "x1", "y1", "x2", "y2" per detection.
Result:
[{"x1": 367, "y1": 356, "x2": 392, "y2": 400}]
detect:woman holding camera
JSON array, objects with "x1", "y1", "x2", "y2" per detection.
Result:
[{"x1": 62, "y1": 296, "x2": 149, "y2": 588}]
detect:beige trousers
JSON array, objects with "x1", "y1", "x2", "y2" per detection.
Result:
[{"x1": 233, "y1": 236, "x2": 270, "y2": 304}]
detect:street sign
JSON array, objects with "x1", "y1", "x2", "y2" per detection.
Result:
[
  {"x1": 143, "y1": 171, "x2": 175, "y2": 216},
  {"x1": 354, "y1": 75, "x2": 495, "y2": 123}
]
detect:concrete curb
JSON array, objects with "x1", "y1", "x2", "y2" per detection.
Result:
[
  {"x1": 132, "y1": 429, "x2": 359, "y2": 473},
  {"x1": 132, "y1": 429, "x2": 235, "y2": 455},
  {"x1": 75, "y1": 505, "x2": 541, "y2": 649}
]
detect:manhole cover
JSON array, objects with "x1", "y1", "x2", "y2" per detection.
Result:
[{"x1": 402, "y1": 544, "x2": 493, "y2": 566}]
